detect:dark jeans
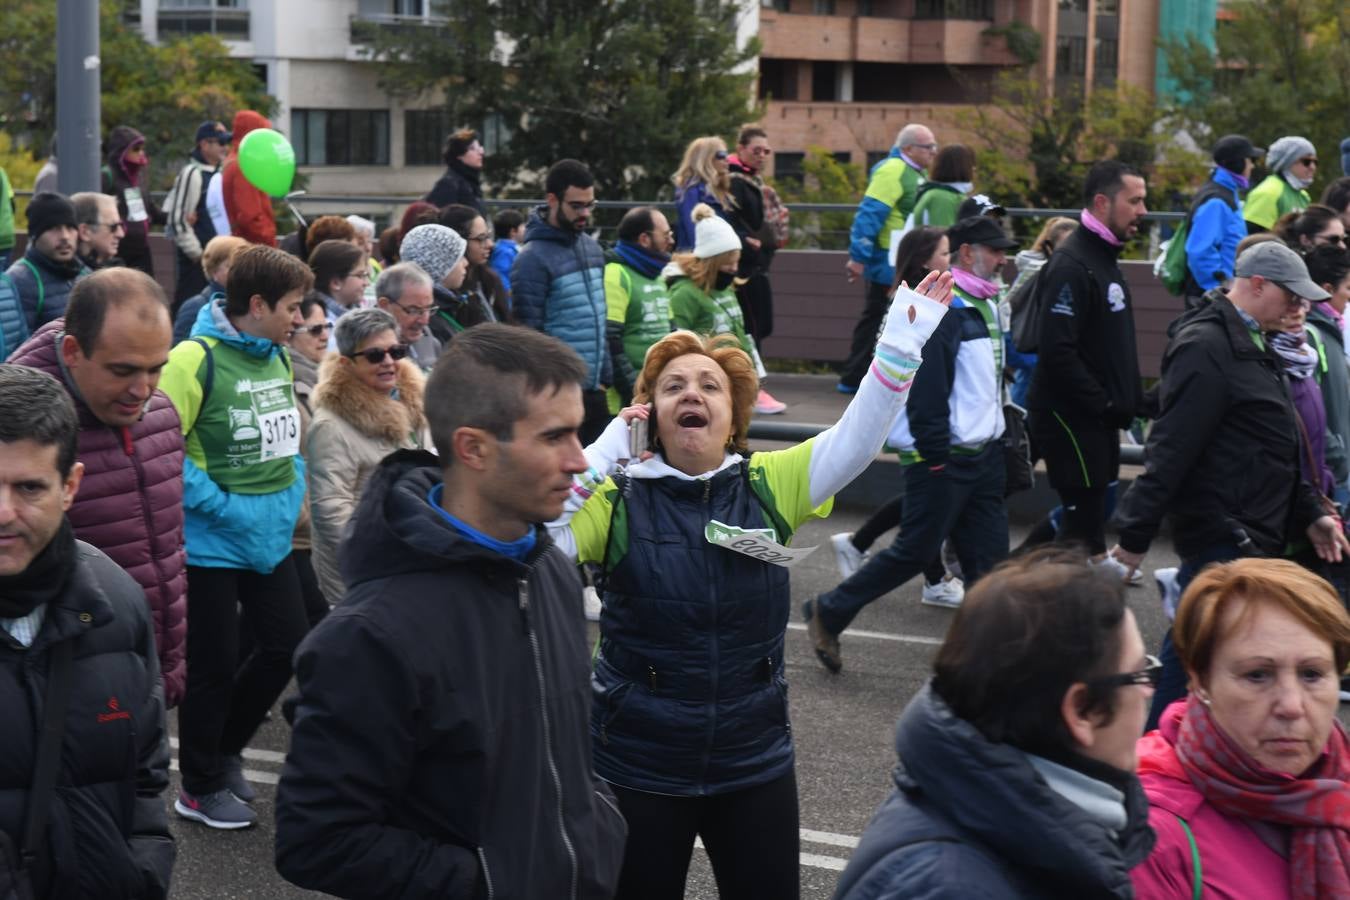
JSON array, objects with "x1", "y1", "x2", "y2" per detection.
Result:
[
  {"x1": 611, "y1": 769, "x2": 799, "y2": 900},
  {"x1": 852, "y1": 495, "x2": 947, "y2": 585},
  {"x1": 179, "y1": 556, "x2": 310, "y2": 794},
  {"x1": 817, "y1": 446, "x2": 1008, "y2": 635},
  {"x1": 838, "y1": 279, "x2": 892, "y2": 389},
  {"x1": 581, "y1": 388, "x2": 611, "y2": 446},
  {"x1": 174, "y1": 247, "x2": 208, "y2": 310},
  {"x1": 1145, "y1": 541, "x2": 1243, "y2": 730}
]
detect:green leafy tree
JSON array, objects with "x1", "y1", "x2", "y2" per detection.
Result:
[
  {"x1": 770, "y1": 148, "x2": 866, "y2": 251},
  {"x1": 357, "y1": 0, "x2": 760, "y2": 200},
  {"x1": 1160, "y1": 0, "x2": 1350, "y2": 201},
  {"x1": 0, "y1": 0, "x2": 274, "y2": 188}
]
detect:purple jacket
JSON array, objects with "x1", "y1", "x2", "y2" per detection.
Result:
[
  {"x1": 1286, "y1": 372, "x2": 1335, "y2": 496},
  {"x1": 7, "y1": 320, "x2": 188, "y2": 706}
]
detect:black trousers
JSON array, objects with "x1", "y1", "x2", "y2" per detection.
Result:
[
  {"x1": 178, "y1": 556, "x2": 309, "y2": 794},
  {"x1": 611, "y1": 769, "x2": 800, "y2": 900},
  {"x1": 735, "y1": 272, "x2": 774, "y2": 344},
  {"x1": 174, "y1": 247, "x2": 208, "y2": 310},
  {"x1": 838, "y1": 279, "x2": 892, "y2": 388},
  {"x1": 581, "y1": 388, "x2": 611, "y2": 446},
  {"x1": 1029, "y1": 411, "x2": 1121, "y2": 557}
]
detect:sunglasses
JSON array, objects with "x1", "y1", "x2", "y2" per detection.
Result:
[
  {"x1": 714, "y1": 150, "x2": 729, "y2": 160},
  {"x1": 349, "y1": 344, "x2": 409, "y2": 364},
  {"x1": 1299, "y1": 157, "x2": 1318, "y2": 166},
  {"x1": 1089, "y1": 654, "x2": 1163, "y2": 689},
  {"x1": 294, "y1": 322, "x2": 332, "y2": 337},
  {"x1": 1317, "y1": 233, "x2": 1347, "y2": 246}
]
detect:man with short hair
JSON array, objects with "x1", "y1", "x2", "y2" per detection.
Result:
[
  {"x1": 1113, "y1": 242, "x2": 1349, "y2": 724},
  {"x1": 7, "y1": 267, "x2": 188, "y2": 708},
  {"x1": 376, "y1": 261, "x2": 441, "y2": 371},
  {"x1": 604, "y1": 205, "x2": 673, "y2": 405},
  {"x1": 838, "y1": 123, "x2": 938, "y2": 393},
  {"x1": 275, "y1": 323, "x2": 626, "y2": 898},
  {"x1": 6, "y1": 192, "x2": 90, "y2": 332},
  {"x1": 834, "y1": 549, "x2": 1154, "y2": 898},
  {"x1": 1027, "y1": 161, "x2": 1148, "y2": 564},
  {"x1": 167, "y1": 120, "x2": 231, "y2": 304},
  {"x1": 512, "y1": 159, "x2": 611, "y2": 443},
  {"x1": 807, "y1": 216, "x2": 1015, "y2": 673},
  {"x1": 71, "y1": 191, "x2": 125, "y2": 270},
  {"x1": 0, "y1": 363, "x2": 176, "y2": 899}
]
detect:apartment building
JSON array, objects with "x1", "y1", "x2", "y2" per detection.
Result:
[{"x1": 754, "y1": 0, "x2": 1162, "y2": 179}]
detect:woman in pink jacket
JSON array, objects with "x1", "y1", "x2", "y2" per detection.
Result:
[{"x1": 1131, "y1": 558, "x2": 1350, "y2": 900}]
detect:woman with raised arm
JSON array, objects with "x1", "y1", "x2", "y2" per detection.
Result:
[{"x1": 549, "y1": 271, "x2": 953, "y2": 899}]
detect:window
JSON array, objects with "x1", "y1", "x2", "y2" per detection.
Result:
[
  {"x1": 811, "y1": 61, "x2": 839, "y2": 101},
  {"x1": 866, "y1": 151, "x2": 890, "y2": 171},
  {"x1": 293, "y1": 110, "x2": 390, "y2": 166},
  {"x1": 157, "y1": 0, "x2": 249, "y2": 37},
  {"x1": 812, "y1": 0, "x2": 835, "y2": 13},
  {"x1": 1056, "y1": 35, "x2": 1087, "y2": 76},
  {"x1": 1094, "y1": 38, "x2": 1118, "y2": 87},
  {"x1": 761, "y1": 0, "x2": 791, "y2": 9},
  {"x1": 773, "y1": 152, "x2": 806, "y2": 186},
  {"x1": 405, "y1": 109, "x2": 454, "y2": 166},
  {"x1": 913, "y1": 0, "x2": 993, "y2": 19},
  {"x1": 759, "y1": 59, "x2": 798, "y2": 101}
]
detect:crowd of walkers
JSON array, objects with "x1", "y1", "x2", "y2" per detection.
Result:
[{"x1": 2, "y1": 109, "x2": 1350, "y2": 900}]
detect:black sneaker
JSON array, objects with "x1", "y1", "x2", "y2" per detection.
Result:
[
  {"x1": 222, "y1": 754, "x2": 255, "y2": 803},
  {"x1": 174, "y1": 788, "x2": 257, "y2": 830}
]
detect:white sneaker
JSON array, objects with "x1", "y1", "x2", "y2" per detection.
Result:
[
  {"x1": 1094, "y1": 553, "x2": 1133, "y2": 583},
  {"x1": 1154, "y1": 566, "x2": 1181, "y2": 621},
  {"x1": 583, "y1": 585, "x2": 602, "y2": 622},
  {"x1": 920, "y1": 576, "x2": 964, "y2": 608},
  {"x1": 831, "y1": 532, "x2": 867, "y2": 579},
  {"x1": 941, "y1": 539, "x2": 964, "y2": 581},
  {"x1": 1128, "y1": 567, "x2": 1145, "y2": 587}
]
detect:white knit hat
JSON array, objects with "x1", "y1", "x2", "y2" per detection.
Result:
[{"x1": 693, "y1": 212, "x2": 740, "y2": 259}]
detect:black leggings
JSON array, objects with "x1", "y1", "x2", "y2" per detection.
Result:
[
  {"x1": 851, "y1": 495, "x2": 947, "y2": 585},
  {"x1": 611, "y1": 769, "x2": 800, "y2": 900}
]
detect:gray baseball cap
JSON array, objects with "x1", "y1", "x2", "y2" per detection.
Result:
[{"x1": 1234, "y1": 242, "x2": 1331, "y2": 301}]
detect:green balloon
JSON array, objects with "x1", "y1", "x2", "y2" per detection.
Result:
[{"x1": 236, "y1": 128, "x2": 296, "y2": 198}]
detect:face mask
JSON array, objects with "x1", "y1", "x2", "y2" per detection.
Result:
[
  {"x1": 1285, "y1": 170, "x2": 1315, "y2": 191},
  {"x1": 714, "y1": 270, "x2": 736, "y2": 291}
]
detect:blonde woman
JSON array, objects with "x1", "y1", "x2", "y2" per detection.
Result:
[
  {"x1": 673, "y1": 136, "x2": 736, "y2": 251},
  {"x1": 666, "y1": 203, "x2": 786, "y2": 413}
]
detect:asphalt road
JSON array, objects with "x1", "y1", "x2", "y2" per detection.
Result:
[{"x1": 162, "y1": 501, "x2": 1244, "y2": 900}]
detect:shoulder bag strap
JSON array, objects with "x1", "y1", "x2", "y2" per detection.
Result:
[
  {"x1": 189, "y1": 337, "x2": 215, "y2": 409},
  {"x1": 20, "y1": 258, "x2": 43, "y2": 320},
  {"x1": 21, "y1": 639, "x2": 74, "y2": 866},
  {"x1": 1173, "y1": 814, "x2": 1202, "y2": 900}
]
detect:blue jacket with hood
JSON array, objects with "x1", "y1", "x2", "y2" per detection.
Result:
[
  {"x1": 510, "y1": 207, "x2": 610, "y2": 390},
  {"x1": 1183, "y1": 167, "x2": 1247, "y2": 293}
]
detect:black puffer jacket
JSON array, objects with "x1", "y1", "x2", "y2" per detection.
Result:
[
  {"x1": 1116, "y1": 294, "x2": 1325, "y2": 558},
  {"x1": 834, "y1": 683, "x2": 1153, "y2": 900},
  {"x1": 425, "y1": 160, "x2": 485, "y2": 216},
  {"x1": 0, "y1": 541, "x2": 174, "y2": 900},
  {"x1": 274, "y1": 450, "x2": 626, "y2": 900}
]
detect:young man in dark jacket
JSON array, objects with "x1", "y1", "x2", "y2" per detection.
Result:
[
  {"x1": 835, "y1": 549, "x2": 1155, "y2": 899},
  {"x1": 0, "y1": 364, "x2": 175, "y2": 899},
  {"x1": 274, "y1": 323, "x2": 626, "y2": 899},
  {"x1": 5, "y1": 192, "x2": 89, "y2": 332},
  {"x1": 424, "y1": 128, "x2": 486, "y2": 215},
  {"x1": 1112, "y1": 242, "x2": 1349, "y2": 725},
  {"x1": 1027, "y1": 161, "x2": 1147, "y2": 562}
]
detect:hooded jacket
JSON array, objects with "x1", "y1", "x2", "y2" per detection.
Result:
[
  {"x1": 6, "y1": 245, "x2": 89, "y2": 333},
  {"x1": 157, "y1": 299, "x2": 305, "y2": 573},
  {"x1": 511, "y1": 207, "x2": 610, "y2": 390},
  {"x1": 0, "y1": 541, "x2": 175, "y2": 900},
  {"x1": 7, "y1": 320, "x2": 188, "y2": 707},
  {"x1": 221, "y1": 111, "x2": 277, "y2": 247},
  {"x1": 274, "y1": 451, "x2": 627, "y2": 899},
  {"x1": 306, "y1": 353, "x2": 426, "y2": 603},
  {"x1": 1115, "y1": 294, "x2": 1326, "y2": 558},
  {"x1": 1184, "y1": 167, "x2": 1247, "y2": 293},
  {"x1": 101, "y1": 125, "x2": 166, "y2": 276},
  {"x1": 424, "y1": 159, "x2": 485, "y2": 215},
  {"x1": 833, "y1": 683, "x2": 1154, "y2": 900}
]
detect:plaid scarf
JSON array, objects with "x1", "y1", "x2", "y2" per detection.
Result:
[{"x1": 1170, "y1": 696, "x2": 1350, "y2": 900}]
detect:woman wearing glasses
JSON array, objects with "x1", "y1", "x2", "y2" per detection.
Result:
[
  {"x1": 1274, "y1": 204, "x2": 1347, "y2": 252},
  {"x1": 672, "y1": 136, "x2": 736, "y2": 252},
  {"x1": 834, "y1": 548, "x2": 1156, "y2": 899},
  {"x1": 306, "y1": 308, "x2": 427, "y2": 605},
  {"x1": 1132, "y1": 559, "x2": 1350, "y2": 900},
  {"x1": 1245, "y1": 136, "x2": 1317, "y2": 234},
  {"x1": 438, "y1": 202, "x2": 512, "y2": 323}
]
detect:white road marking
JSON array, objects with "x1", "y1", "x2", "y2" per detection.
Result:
[
  {"x1": 690, "y1": 829, "x2": 858, "y2": 871},
  {"x1": 785, "y1": 622, "x2": 943, "y2": 646},
  {"x1": 800, "y1": 828, "x2": 860, "y2": 849}
]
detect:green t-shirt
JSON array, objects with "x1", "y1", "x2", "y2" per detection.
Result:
[
  {"x1": 1243, "y1": 173, "x2": 1309, "y2": 231},
  {"x1": 159, "y1": 336, "x2": 300, "y2": 494},
  {"x1": 605, "y1": 261, "x2": 672, "y2": 371},
  {"x1": 668, "y1": 277, "x2": 751, "y2": 356}
]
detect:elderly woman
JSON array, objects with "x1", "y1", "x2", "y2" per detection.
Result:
[
  {"x1": 1132, "y1": 558, "x2": 1350, "y2": 900},
  {"x1": 307, "y1": 308, "x2": 426, "y2": 603},
  {"x1": 550, "y1": 271, "x2": 952, "y2": 898}
]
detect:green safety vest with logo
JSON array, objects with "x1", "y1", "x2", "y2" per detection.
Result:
[
  {"x1": 668, "y1": 277, "x2": 752, "y2": 356},
  {"x1": 605, "y1": 261, "x2": 673, "y2": 371}
]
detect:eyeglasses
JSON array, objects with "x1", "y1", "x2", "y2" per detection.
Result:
[
  {"x1": 293, "y1": 322, "x2": 332, "y2": 338},
  {"x1": 565, "y1": 200, "x2": 597, "y2": 213},
  {"x1": 348, "y1": 344, "x2": 409, "y2": 364},
  {"x1": 1089, "y1": 654, "x2": 1163, "y2": 689},
  {"x1": 1315, "y1": 232, "x2": 1347, "y2": 246},
  {"x1": 467, "y1": 232, "x2": 492, "y2": 243},
  {"x1": 347, "y1": 270, "x2": 371, "y2": 281},
  {"x1": 1299, "y1": 157, "x2": 1319, "y2": 166},
  {"x1": 713, "y1": 150, "x2": 729, "y2": 160},
  {"x1": 749, "y1": 146, "x2": 773, "y2": 156},
  {"x1": 391, "y1": 300, "x2": 436, "y2": 317},
  {"x1": 95, "y1": 220, "x2": 126, "y2": 233},
  {"x1": 909, "y1": 142, "x2": 939, "y2": 151}
]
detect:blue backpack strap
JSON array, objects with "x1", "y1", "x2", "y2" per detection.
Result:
[
  {"x1": 1174, "y1": 814, "x2": 1202, "y2": 900},
  {"x1": 189, "y1": 337, "x2": 215, "y2": 408}
]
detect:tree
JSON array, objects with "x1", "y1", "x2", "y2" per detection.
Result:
[
  {"x1": 1160, "y1": 0, "x2": 1350, "y2": 200},
  {"x1": 770, "y1": 148, "x2": 867, "y2": 251},
  {"x1": 357, "y1": 0, "x2": 760, "y2": 200},
  {"x1": 0, "y1": 0, "x2": 274, "y2": 188}
]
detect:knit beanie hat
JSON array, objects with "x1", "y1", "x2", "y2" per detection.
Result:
[
  {"x1": 1266, "y1": 136, "x2": 1316, "y2": 175},
  {"x1": 25, "y1": 192, "x2": 78, "y2": 240},
  {"x1": 400, "y1": 224, "x2": 466, "y2": 284},
  {"x1": 692, "y1": 204, "x2": 740, "y2": 259}
]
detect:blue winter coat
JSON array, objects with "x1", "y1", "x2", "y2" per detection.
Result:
[
  {"x1": 833, "y1": 682, "x2": 1154, "y2": 900},
  {"x1": 673, "y1": 181, "x2": 725, "y2": 252},
  {"x1": 0, "y1": 269, "x2": 25, "y2": 358},
  {"x1": 6, "y1": 246, "x2": 88, "y2": 333},
  {"x1": 511, "y1": 207, "x2": 610, "y2": 390},
  {"x1": 1184, "y1": 167, "x2": 1246, "y2": 292}
]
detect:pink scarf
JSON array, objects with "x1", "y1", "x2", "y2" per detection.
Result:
[
  {"x1": 1316, "y1": 301, "x2": 1345, "y2": 330},
  {"x1": 950, "y1": 266, "x2": 1000, "y2": 299},
  {"x1": 1170, "y1": 696, "x2": 1350, "y2": 900},
  {"x1": 1080, "y1": 208, "x2": 1122, "y2": 248}
]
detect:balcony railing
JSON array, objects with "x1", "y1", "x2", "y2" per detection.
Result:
[
  {"x1": 913, "y1": 0, "x2": 994, "y2": 19},
  {"x1": 349, "y1": 12, "x2": 449, "y2": 44}
]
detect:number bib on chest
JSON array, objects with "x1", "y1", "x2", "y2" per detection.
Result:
[
  {"x1": 704, "y1": 520, "x2": 818, "y2": 568},
  {"x1": 252, "y1": 383, "x2": 300, "y2": 461},
  {"x1": 124, "y1": 187, "x2": 148, "y2": 223}
]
